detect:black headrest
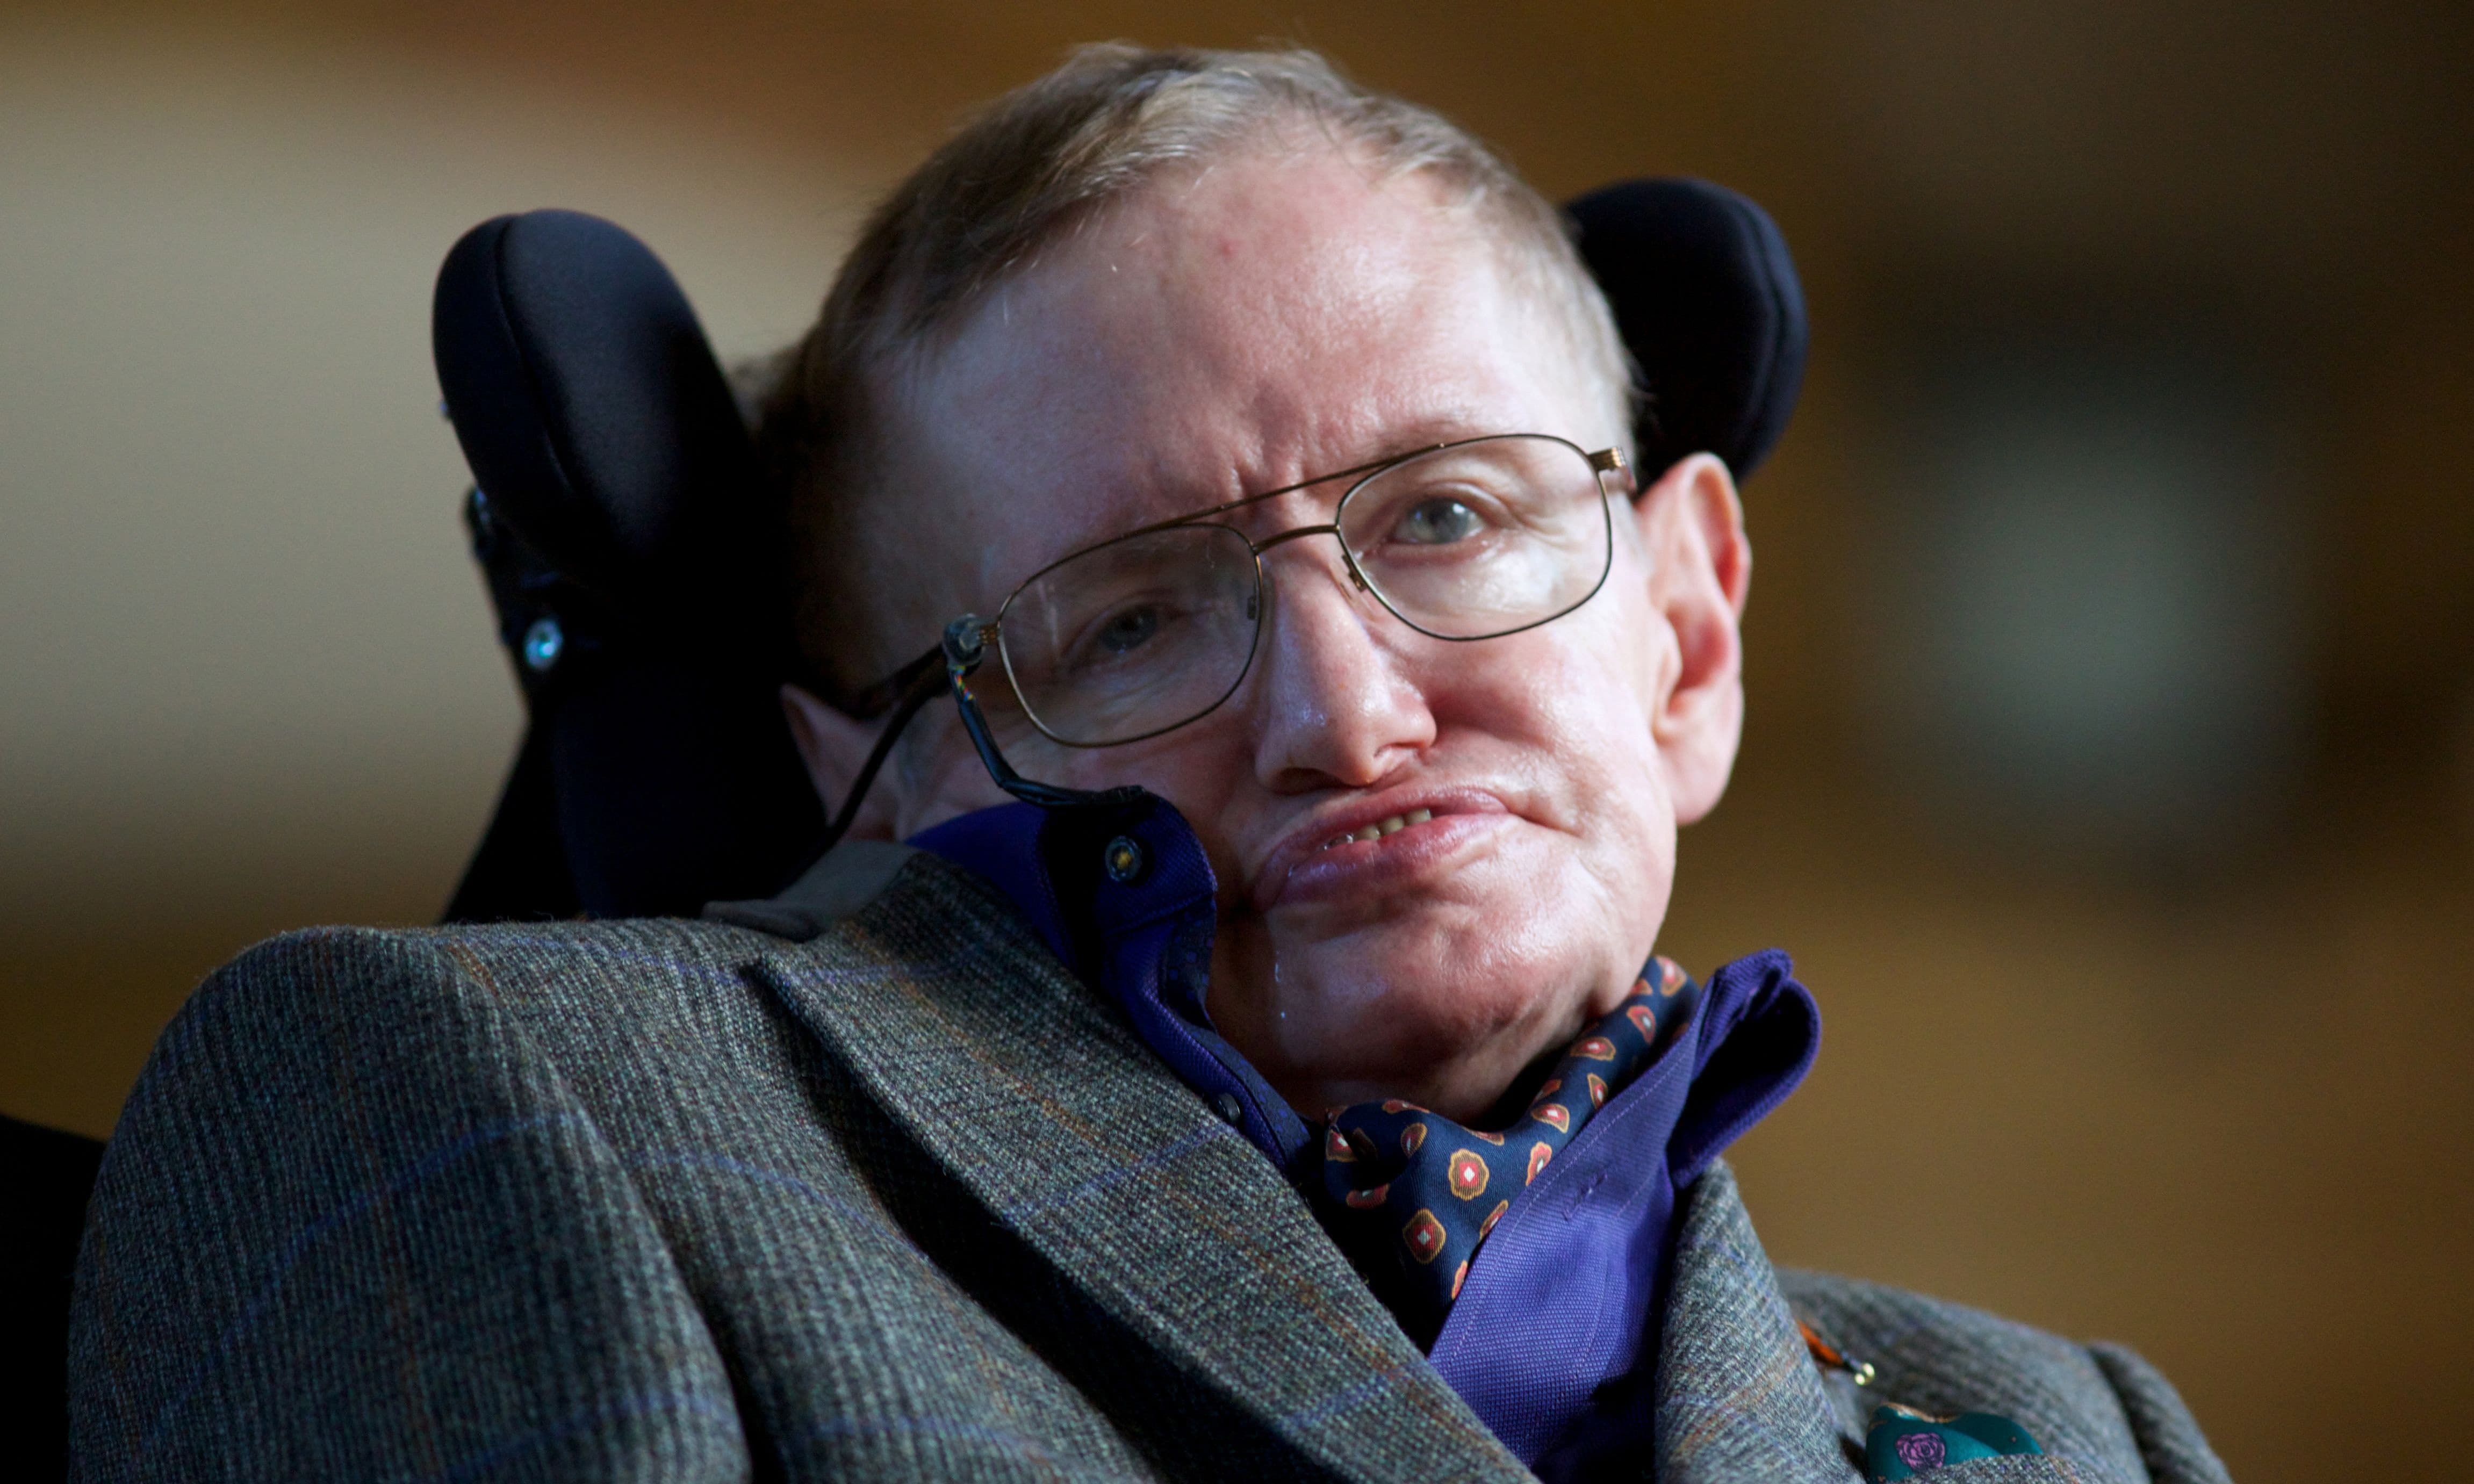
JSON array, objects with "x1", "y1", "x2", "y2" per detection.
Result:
[
  {"x1": 434, "y1": 210, "x2": 768, "y2": 611},
  {"x1": 435, "y1": 211, "x2": 820, "y2": 921},
  {"x1": 437, "y1": 178, "x2": 1807, "y2": 922},
  {"x1": 1569, "y1": 177, "x2": 1807, "y2": 481}
]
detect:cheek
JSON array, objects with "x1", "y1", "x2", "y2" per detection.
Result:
[
  {"x1": 1011, "y1": 714, "x2": 1261, "y2": 890},
  {"x1": 1431, "y1": 609, "x2": 1668, "y2": 816},
  {"x1": 1015, "y1": 707, "x2": 1249, "y2": 803},
  {"x1": 1422, "y1": 614, "x2": 1680, "y2": 975}
]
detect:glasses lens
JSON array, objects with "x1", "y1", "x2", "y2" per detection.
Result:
[
  {"x1": 1337, "y1": 435, "x2": 1614, "y2": 640},
  {"x1": 998, "y1": 524, "x2": 1262, "y2": 745}
]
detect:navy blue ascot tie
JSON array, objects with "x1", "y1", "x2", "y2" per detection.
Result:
[{"x1": 1313, "y1": 957, "x2": 1702, "y2": 1344}]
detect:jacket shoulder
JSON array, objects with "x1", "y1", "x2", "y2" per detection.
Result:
[
  {"x1": 75, "y1": 920, "x2": 758, "y2": 1481},
  {"x1": 135, "y1": 847, "x2": 1051, "y2": 1132},
  {"x1": 176, "y1": 908, "x2": 874, "y2": 1050},
  {"x1": 74, "y1": 870, "x2": 1146, "y2": 1481},
  {"x1": 166, "y1": 915, "x2": 762, "y2": 1019},
  {"x1": 1778, "y1": 1267, "x2": 2231, "y2": 1484}
]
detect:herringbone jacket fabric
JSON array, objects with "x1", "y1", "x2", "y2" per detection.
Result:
[{"x1": 69, "y1": 850, "x2": 2230, "y2": 1482}]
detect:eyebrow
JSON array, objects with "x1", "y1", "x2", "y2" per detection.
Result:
[
  {"x1": 1105, "y1": 443, "x2": 1435, "y2": 542},
  {"x1": 1102, "y1": 410, "x2": 1513, "y2": 540}
]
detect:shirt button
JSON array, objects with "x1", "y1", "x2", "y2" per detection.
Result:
[{"x1": 1212, "y1": 1092, "x2": 1244, "y2": 1125}]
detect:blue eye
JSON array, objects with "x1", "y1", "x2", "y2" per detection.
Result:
[
  {"x1": 1397, "y1": 496, "x2": 1484, "y2": 545},
  {"x1": 1095, "y1": 605, "x2": 1160, "y2": 655}
]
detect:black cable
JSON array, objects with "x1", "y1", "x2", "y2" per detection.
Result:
[{"x1": 816, "y1": 657, "x2": 948, "y2": 855}]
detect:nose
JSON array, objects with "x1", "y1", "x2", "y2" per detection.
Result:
[{"x1": 1244, "y1": 538, "x2": 1437, "y2": 793}]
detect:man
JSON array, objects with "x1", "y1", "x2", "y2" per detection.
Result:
[{"x1": 71, "y1": 45, "x2": 2230, "y2": 1482}]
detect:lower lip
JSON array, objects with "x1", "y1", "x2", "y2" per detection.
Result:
[{"x1": 1266, "y1": 811, "x2": 1512, "y2": 911}]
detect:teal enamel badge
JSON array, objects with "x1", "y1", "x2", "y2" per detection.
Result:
[{"x1": 1865, "y1": 1404, "x2": 2043, "y2": 1479}]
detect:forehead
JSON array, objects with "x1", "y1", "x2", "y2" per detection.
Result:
[{"x1": 883, "y1": 146, "x2": 1601, "y2": 604}]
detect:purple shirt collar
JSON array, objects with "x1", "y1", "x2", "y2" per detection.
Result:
[
  {"x1": 911, "y1": 797, "x2": 1316, "y2": 1167},
  {"x1": 909, "y1": 796, "x2": 1819, "y2": 1468}
]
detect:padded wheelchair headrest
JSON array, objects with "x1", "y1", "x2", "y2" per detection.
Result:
[
  {"x1": 436, "y1": 179, "x2": 1806, "y2": 921},
  {"x1": 434, "y1": 210, "x2": 779, "y2": 623},
  {"x1": 436, "y1": 211, "x2": 821, "y2": 921},
  {"x1": 1568, "y1": 177, "x2": 1807, "y2": 481}
]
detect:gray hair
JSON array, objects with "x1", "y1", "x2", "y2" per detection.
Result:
[{"x1": 757, "y1": 43, "x2": 1632, "y2": 701}]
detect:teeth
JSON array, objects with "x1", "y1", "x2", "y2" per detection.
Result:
[{"x1": 1319, "y1": 809, "x2": 1437, "y2": 851}]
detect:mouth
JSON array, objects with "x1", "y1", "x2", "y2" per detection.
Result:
[{"x1": 1252, "y1": 788, "x2": 1515, "y2": 913}]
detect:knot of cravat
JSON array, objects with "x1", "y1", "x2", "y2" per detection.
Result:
[{"x1": 1312, "y1": 956, "x2": 1702, "y2": 1344}]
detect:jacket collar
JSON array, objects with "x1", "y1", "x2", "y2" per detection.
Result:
[{"x1": 735, "y1": 846, "x2": 1531, "y2": 1483}]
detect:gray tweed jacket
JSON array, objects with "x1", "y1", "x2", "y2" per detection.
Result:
[{"x1": 69, "y1": 847, "x2": 2231, "y2": 1482}]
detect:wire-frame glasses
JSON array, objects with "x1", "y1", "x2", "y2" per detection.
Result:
[
  {"x1": 990, "y1": 433, "x2": 1630, "y2": 745},
  {"x1": 825, "y1": 434, "x2": 1635, "y2": 841}
]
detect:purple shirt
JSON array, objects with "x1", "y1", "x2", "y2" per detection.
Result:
[{"x1": 911, "y1": 796, "x2": 1818, "y2": 1471}]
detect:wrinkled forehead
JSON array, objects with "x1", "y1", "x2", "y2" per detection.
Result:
[{"x1": 869, "y1": 146, "x2": 1614, "y2": 624}]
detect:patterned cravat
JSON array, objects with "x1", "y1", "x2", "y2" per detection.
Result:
[{"x1": 1313, "y1": 956, "x2": 1702, "y2": 1343}]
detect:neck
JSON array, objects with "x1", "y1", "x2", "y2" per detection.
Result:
[{"x1": 1267, "y1": 996, "x2": 1599, "y2": 1125}]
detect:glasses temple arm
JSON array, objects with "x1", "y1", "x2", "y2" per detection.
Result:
[{"x1": 815, "y1": 615, "x2": 1163, "y2": 857}]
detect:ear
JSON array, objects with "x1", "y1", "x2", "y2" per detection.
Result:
[
  {"x1": 780, "y1": 683, "x2": 902, "y2": 842},
  {"x1": 1632, "y1": 453, "x2": 1751, "y2": 825}
]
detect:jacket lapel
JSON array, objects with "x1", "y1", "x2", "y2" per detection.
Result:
[
  {"x1": 752, "y1": 854, "x2": 1528, "y2": 1483},
  {"x1": 1656, "y1": 1163, "x2": 1864, "y2": 1484}
]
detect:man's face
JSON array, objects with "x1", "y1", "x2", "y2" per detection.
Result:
[{"x1": 797, "y1": 145, "x2": 1750, "y2": 1122}]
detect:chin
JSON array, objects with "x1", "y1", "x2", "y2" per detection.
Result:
[{"x1": 1265, "y1": 909, "x2": 1606, "y2": 1091}]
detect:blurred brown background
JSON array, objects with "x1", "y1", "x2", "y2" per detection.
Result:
[{"x1": 4, "y1": 3, "x2": 2469, "y2": 1479}]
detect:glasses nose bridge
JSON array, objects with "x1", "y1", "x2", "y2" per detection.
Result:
[{"x1": 1249, "y1": 520, "x2": 1369, "y2": 593}]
